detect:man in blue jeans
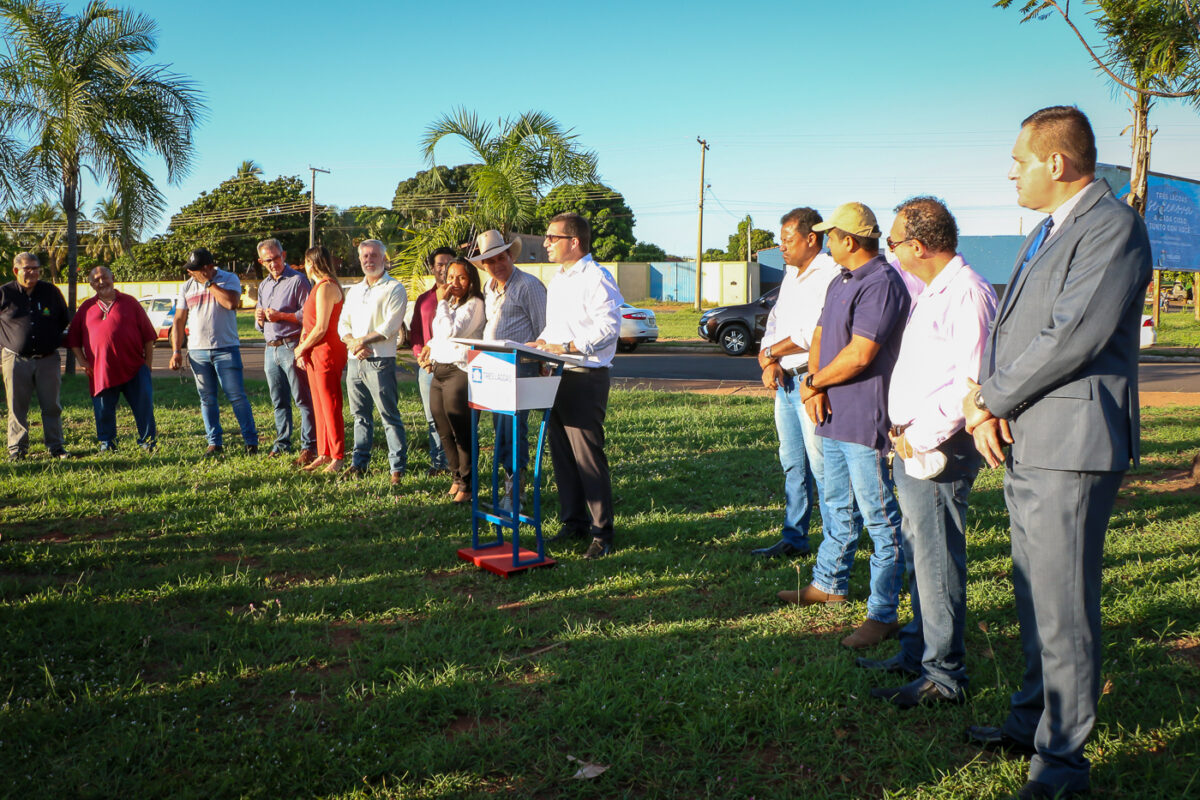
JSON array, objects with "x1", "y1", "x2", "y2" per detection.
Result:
[
  {"x1": 338, "y1": 239, "x2": 408, "y2": 485},
  {"x1": 752, "y1": 208, "x2": 841, "y2": 559},
  {"x1": 790, "y1": 202, "x2": 910, "y2": 649},
  {"x1": 255, "y1": 238, "x2": 316, "y2": 463},
  {"x1": 169, "y1": 248, "x2": 259, "y2": 456},
  {"x1": 860, "y1": 197, "x2": 996, "y2": 707}
]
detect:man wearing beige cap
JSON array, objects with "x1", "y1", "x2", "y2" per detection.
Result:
[
  {"x1": 469, "y1": 230, "x2": 547, "y2": 506},
  {"x1": 784, "y1": 202, "x2": 911, "y2": 650}
]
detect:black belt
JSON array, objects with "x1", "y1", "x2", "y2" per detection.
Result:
[
  {"x1": 784, "y1": 366, "x2": 807, "y2": 377},
  {"x1": 267, "y1": 337, "x2": 299, "y2": 347}
]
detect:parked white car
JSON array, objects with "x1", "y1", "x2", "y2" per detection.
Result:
[
  {"x1": 617, "y1": 303, "x2": 658, "y2": 352},
  {"x1": 138, "y1": 295, "x2": 179, "y2": 340}
]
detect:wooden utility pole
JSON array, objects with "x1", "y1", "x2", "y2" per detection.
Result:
[
  {"x1": 308, "y1": 166, "x2": 330, "y2": 248},
  {"x1": 694, "y1": 137, "x2": 708, "y2": 311},
  {"x1": 745, "y1": 214, "x2": 753, "y2": 262}
]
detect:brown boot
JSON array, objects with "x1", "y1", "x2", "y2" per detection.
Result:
[
  {"x1": 778, "y1": 584, "x2": 847, "y2": 606},
  {"x1": 840, "y1": 618, "x2": 903, "y2": 649},
  {"x1": 292, "y1": 449, "x2": 316, "y2": 467}
]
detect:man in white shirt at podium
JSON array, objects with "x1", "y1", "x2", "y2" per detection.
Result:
[{"x1": 530, "y1": 213, "x2": 624, "y2": 560}]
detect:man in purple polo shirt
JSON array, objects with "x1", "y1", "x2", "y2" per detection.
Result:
[
  {"x1": 255, "y1": 238, "x2": 315, "y2": 463},
  {"x1": 785, "y1": 201, "x2": 910, "y2": 650}
]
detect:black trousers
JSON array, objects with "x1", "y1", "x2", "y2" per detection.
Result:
[
  {"x1": 548, "y1": 367, "x2": 614, "y2": 541},
  {"x1": 430, "y1": 364, "x2": 472, "y2": 486}
]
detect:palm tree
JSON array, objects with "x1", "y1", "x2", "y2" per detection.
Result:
[
  {"x1": 0, "y1": 0, "x2": 205, "y2": 328},
  {"x1": 393, "y1": 108, "x2": 598, "y2": 292},
  {"x1": 87, "y1": 195, "x2": 135, "y2": 265},
  {"x1": 236, "y1": 159, "x2": 263, "y2": 179}
]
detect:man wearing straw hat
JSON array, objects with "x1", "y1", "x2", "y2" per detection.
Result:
[{"x1": 469, "y1": 230, "x2": 547, "y2": 510}]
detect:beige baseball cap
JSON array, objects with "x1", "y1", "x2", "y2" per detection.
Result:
[{"x1": 811, "y1": 202, "x2": 881, "y2": 238}]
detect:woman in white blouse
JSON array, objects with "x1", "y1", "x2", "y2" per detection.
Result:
[{"x1": 427, "y1": 257, "x2": 486, "y2": 503}]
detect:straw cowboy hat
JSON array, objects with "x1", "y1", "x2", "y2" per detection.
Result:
[{"x1": 468, "y1": 229, "x2": 522, "y2": 263}]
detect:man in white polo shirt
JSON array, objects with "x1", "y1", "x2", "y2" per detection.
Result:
[
  {"x1": 530, "y1": 213, "x2": 623, "y2": 560},
  {"x1": 752, "y1": 207, "x2": 842, "y2": 560}
]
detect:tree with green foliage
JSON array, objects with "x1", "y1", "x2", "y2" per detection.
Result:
[
  {"x1": 391, "y1": 108, "x2": 600, "y2": 293},
  {"x1": 392, "y1": 164, "x2": 478, "y2": 225},
  {"x1": 85, "y1": 196, "x2": 135, "y2": 265},
  {"x1": 629, "y1": 241, "x2": 669, "y2": 261},
  {"x1": 995, "y1": 0, "x2": 1200, "y2": 214},
  {"x1": 0, "y1": 0, "x2": 205, "y2": 326},
  {"x1": 725, "y1": 217, "x2": 777, "y2": 261},
  {"x1": 112, "y1": 171, "x2": 313, "y2": 279},
  {"x1": 535, "y1": 182, "x2": 636, "y2": 261}
]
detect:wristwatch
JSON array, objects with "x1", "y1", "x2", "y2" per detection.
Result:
[
  {"x1": 804, "y1": 373, "x2": 816, "y2": 390},
  {"x1": 204, "y1": 279, "x2": 214, "y2": 288},
  {"x1": 973, "y1": 389, "x2": 989, "y2": 411},
  {"x1": 762, "y1": 344, "x2": 773, "y2": 361}
]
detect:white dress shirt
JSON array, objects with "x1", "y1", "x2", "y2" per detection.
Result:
[
  {"x1": 761, "y1": 252, "x2": 841, "y2": 371},
  {"x1": 537, "y1": 253, "x2": 624, "y2": 368},
  {"x1": 888, "y1": 255, "x2": 998, "y2": 453},
  {"x1": 337, "y1": 274, "x2": 407, "y2": 358},
  {"x1": 429, "y1": 296, "x2": 485, "y2": 369}
]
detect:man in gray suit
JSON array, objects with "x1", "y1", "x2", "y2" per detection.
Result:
[{"x1": 962, "y1": 106, "x2": 1151, "y2": 800}]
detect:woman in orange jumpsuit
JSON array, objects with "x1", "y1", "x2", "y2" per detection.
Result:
[{"x1": 294, "y1": 245, "x2": 347, "y2": 473}]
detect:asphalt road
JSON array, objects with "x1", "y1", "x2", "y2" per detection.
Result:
[{"x1": 151, "y1": 345, "x2": 1200, "y2": 394}]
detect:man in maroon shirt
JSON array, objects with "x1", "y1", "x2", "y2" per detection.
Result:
[
  {"x1": 66, "y1": 266, "x2": 158, "y2": 452},
  {"x1": 409, "y1": 247, "x2": 455, "y2": 474}
]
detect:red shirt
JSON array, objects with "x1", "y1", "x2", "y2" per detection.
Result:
[
  {"x1": 65, "y1": 292, "x2": 157, "y2": 395},
  {"x1": 409, "y1": 287, "x2": 438, "y2": 358}
]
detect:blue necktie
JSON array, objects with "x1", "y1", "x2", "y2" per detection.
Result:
[{"x1": 1010, "y1": 216, "x2": 1054, "y2": 289}]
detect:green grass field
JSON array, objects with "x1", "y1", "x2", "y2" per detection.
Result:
[
  {"x1": 1149, "y1": 309, "x2": 1200, "y2": 351},
  {"x1": 1, "y1": 379, "x2": 1197, "y2": 798}
]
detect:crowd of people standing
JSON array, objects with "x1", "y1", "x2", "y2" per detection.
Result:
[{"x1": 0, "y1": 104, "x2": 1154, "y2": 800}]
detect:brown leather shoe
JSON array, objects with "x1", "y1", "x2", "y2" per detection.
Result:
[
  {"x1": 390, "y1": 471, "x2": 403, "y2": 486},
  {"x1": 840, "y1": 618, "x2": 903, "y2": 649},
  {"x1": 778, "y1": 584, "x2": 847, "y2": 606},
  {"x1": 292, "y1": 449, "x2": 315, "y2": 467}
]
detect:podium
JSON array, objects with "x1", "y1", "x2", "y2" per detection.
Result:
[{"x1": 451, "y1": 340, "x2": 583, "y2": 576}]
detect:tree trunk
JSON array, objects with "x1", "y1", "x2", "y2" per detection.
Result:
[
  {"x1": 1127, "y1": 90, "x2": 1151, "y2": 216},
  {"x1": 61, "y1": 172, "x2": 79, "y2": 376}
]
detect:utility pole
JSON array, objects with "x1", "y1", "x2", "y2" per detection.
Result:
[
  {"x1": 308, "y1": 166, "x2": 330, "y2": 248},
  {"x1": 694, "y1": 137, "x2": 709, "y2": 311},
  {"x1": 745, "y1": 214, "x2": 753, "y2": 262}
]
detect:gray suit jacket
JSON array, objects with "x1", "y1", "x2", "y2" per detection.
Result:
[{"x1": 979, "y1": 179, "x2": 1152, "y2": 472}]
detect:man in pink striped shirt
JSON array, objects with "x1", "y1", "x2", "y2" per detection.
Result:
[{"x1": 861, "y1": 197, "x2": 997, "y2": 709}]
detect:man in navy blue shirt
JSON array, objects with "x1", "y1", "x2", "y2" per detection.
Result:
[
  {"x1": 782, "y1": 202, "x2": 911, "y2": 650},
  {"x1": 255, "y1": 238, "x2": 315, "y2": 463}
]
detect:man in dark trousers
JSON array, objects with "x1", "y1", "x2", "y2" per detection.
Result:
[
  {"x1": 963, "y1": 106, "x2": 1152, "y2": 800},
  {"x1": 0, "y1": 252, "x2": 70, "y2": 460},
  {"x1": 531, "y1": 213, "x2": 623, "y2": 560}
]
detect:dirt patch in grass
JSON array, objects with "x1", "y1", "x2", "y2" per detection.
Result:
[
  {"x1": 213, "y1": 553, "x2": 264, "y2": 567},
  {"x1": 1167, "y1": 636, "x2": 1200, "y2": 667},
  {"x1": 1122, "y1": 466, "x2": 1200, "y2": 498},
  {"x1": 443, "y1": 714, "x2": 503, "y2": 740},
  {"x1": 328, "y1": 622, "x2": 362, "y2": 650},
  {"x1": 32, "y1": 530, "x2": 72, "y2": 543},
  {"x1": 263, "y1": 571, "x2": 315, "y2": 588}
]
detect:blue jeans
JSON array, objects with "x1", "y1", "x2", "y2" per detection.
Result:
[
  {"x1": 263, "y1": 340, "x2": 315, "y2": 453},
  {"x1": 775, "y1": 374, "x2": 827, "y2": 549},
  {"x1": 346, "y1": 357, "x2": 407, "y2": 473},
  {"x1": 190, "y1": 347, "x2": 257, "y2": 447},
  {"x1": 812, "y1": 438, "x2": 905, "y2": 623},
  {"x1": 92, "y1": 364, "x2": 156, "y2": 449},
  {"x1": 892, "y1": 432, "x2": 980, "y2": 695},
  {"x1": 492, "y1": 410, "x2": 529, "y2": 476},
  {"x1": 417, "y1": 367, "x2": 447, "y2": 470}
]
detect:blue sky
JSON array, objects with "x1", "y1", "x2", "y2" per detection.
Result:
[{"x1": 91, "y1": 0, "x2": 1200, "y2": 255}]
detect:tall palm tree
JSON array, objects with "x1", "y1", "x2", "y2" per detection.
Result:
[
  {"x1": 0, "y1": 0, "x2": 205, "y2": 329},
  {"x1": 394, "y1": 108, "x2": 598, "y2": 290},
  {"x1": 86, "y1": 195, "x2": 135, "y2": 265},
  {"x1": 236, "y1": 159, "x2": 263, "y2": 179}
]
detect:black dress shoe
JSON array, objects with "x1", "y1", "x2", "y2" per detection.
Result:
[
  {"x1": 855, "y1": 654, "x2": 921, "y2": 679},
  {"x1": 1014, "y1": 780, "x2": 1087, "y2": 799},
  {"x1": 870, "y1": 679, "x2": 964, "y2": 709},
  {"x1": 750, "y1": 540, "x2": 811, "y2": 558},
  {"x1": 966, "y1": 725, "x2": 1036, "y2": 758},
  {"x1": 548, "y1": 526, "x2": 588, "y2": 544}
]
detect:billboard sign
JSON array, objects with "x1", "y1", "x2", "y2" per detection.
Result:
[{"x1": 1096, "y1": 163, "x2": 1200, "y2": 271}]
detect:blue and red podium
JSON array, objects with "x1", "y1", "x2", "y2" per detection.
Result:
[{"x1": 451, "y1": 340, "x2": 581, "y2": 577}]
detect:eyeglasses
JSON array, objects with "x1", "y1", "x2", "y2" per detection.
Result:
[
  {"x1": 15, "y1": 265, "x2": 41, "y2": 271},
  {"x1": 886, "y1": 237, "x2": 915, "y2": 251},
  {"x1": 544, "y1": 234, "x2": 574, "y2": 242}
]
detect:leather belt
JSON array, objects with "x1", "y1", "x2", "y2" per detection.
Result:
[
  {"x1": 784, "y1": 366, "x2": 807, "y2": 377},
  {"x1": 267, "y1": 337, "x2": 299, "y2": 347}
]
